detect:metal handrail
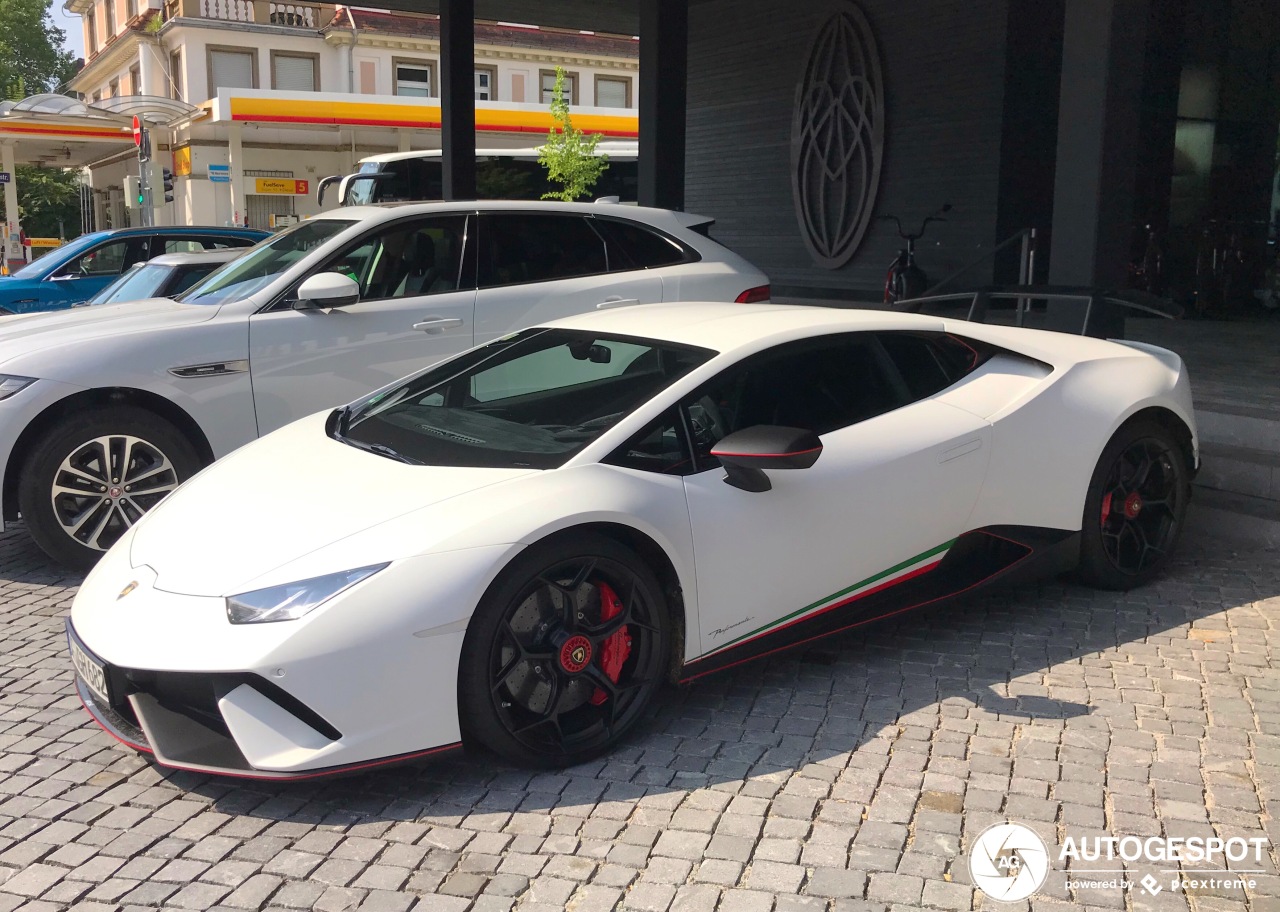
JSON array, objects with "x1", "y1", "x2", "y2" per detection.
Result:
[
  {"x1": 921, "y1": 227, "x2": 1037, "y2": 297},
  {"x1": 895, "y1": 285, "x2": 1181, "y2": 336}
]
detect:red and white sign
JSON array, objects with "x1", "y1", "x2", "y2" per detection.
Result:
[{"x1": 131, "y1": 115, "x2": 142, "y2": 147}]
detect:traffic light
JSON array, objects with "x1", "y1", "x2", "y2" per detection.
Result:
[
  {"x1": 162, "y1": 168, "x2": 174, "y2": 204},
  {"x1": 137, "y1": 129, "x2": 151, "y2": 164},
  {"x1": 123, "y1": 175, "x2": 141, "y2": 210}
]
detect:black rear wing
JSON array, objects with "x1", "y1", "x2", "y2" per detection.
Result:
[{"x1": 894, "y1": 285, "x2": 1181, "y2": 339}]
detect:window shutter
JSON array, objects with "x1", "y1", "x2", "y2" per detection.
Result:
[
  {"x1": 273, "y1": 55, "x2": 315, "y2": 92},
  {"x1": 359, "y1": 60, "x2": 376, "y2": 94},
  {"x1": 597, "y1": 78, "x2": 627, "y2": 108},
  {"x1": 211, "y1": 50, "x2": 254, "y2": 89}
]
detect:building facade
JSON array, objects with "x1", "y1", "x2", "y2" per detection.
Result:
[{"x1": 63, "y1": 0, "x2": 640, "y2": 228}]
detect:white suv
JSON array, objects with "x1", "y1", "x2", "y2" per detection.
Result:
[{"x1": 0, "y1": 201, "x2": 769, "y2": 566}]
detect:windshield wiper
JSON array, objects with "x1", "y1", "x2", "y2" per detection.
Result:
[
  {"x1": 340, "y1": 435, "x2": 422, "y2": 465},
  {"x1": 335, "y1": 403, "x2": 354, "y2": 436}
]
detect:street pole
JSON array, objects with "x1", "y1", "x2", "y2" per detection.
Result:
[
  {"x1": 136, "y1": 121, "x2": 154, "y2": 228},
  {"x1": 1, "y1": 143, "x2": 22, "y2": 274}
]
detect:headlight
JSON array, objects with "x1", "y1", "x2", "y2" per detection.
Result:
[
  {"x1": 226, "y1": 563, "x2": 388, "y2": 624},
  {"x1": 0, "y1": 375, "x2": 35, "y2": 401}
]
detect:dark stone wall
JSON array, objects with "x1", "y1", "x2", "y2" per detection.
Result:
[{"x1": 686, "y1": 0, "x2": 1020, "y2": 300}]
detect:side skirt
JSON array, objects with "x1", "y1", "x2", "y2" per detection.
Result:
[{"x1": 679, "y1": 525, "x2": 1079, "y2": 682}]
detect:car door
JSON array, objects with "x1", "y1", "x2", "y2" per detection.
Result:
[
  {"x1": 246, "y1": 213, "x2": 476, "y2": 436},
  {"x1": 471, "y1": 211, "x2": 663, "y2": 345},
  {"x1": 40, "y1": 235, "x2": 151, "y2": 308},
  {"x1": 679, "y1": 333, "x2": 992, "y2": 657}
]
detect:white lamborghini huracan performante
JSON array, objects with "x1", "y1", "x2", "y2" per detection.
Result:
[{"x1": 67, "y1": 303, "x2": 1197, "y2": 777}]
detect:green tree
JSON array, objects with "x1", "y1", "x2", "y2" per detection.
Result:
[
  {"x1": 538, "y1": 67, "x2": 608, "y2": 202},
  {"x1": 16, "y1": 166, "x2": 81, "y2": 238},
  {"x1": 0, "y1": 0, "x2": 78, "y2": 97},
  {"x1": 0, "y1": 0, "x2": 82, "y2": 239}
]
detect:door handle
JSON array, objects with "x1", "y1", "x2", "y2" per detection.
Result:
[
  {"x1": 412, "y1": 316, "x2": 464, "y2": 334},
  {"x1": 596, "y1": 296, "x2": 640, "y2": 310}
]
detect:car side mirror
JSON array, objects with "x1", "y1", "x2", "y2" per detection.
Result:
[
  {"x1": 295, "y1": 272, "x2": 360, "y2": 309},
  {"x1": 710, "y1": 425, "x2": 822, "y2": 493}
]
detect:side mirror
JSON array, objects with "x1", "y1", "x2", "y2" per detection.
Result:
[
  {"x1": 710, "y1": 425, "x2": 822, "y2": 493},
  {"x1": 295, "y1": 272, "x2": 359, "y2": 309}
]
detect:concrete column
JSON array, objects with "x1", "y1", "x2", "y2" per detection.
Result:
[
  {"x1": 638, "y1": 0, "x2": 687, "y2": 210},
  {"x1": 1048, "y1": 0, "x2": 1150, "y2": 289},
  {"x1": 439, "y1": 0, "x2": 476, "y2": 199},
  {"x1": 227, "y1": 123, "x2": 247, "y2": 226},
  {"x1": 398, "y1": 130, "x2": 412, "y2": 153},
  {"x1": 1, "y1": 144, "x2": 22, "y2": 273},
  {"x1": 138, "y1": 40, "x2": 155, "y2": 96}
]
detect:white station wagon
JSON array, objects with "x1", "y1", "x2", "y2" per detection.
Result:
[{"x1": 0, "y1": 201, "x2": 769, "y2": 566}]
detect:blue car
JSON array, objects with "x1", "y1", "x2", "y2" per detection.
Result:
[{"x1": 0, "y1": 225, "x2": 268, "y2": 315}]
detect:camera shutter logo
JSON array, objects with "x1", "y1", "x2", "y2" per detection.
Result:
[
  {"x1": 790, "y1": 1, "x2": 885, "y2": 270},
  {"x1": 969, "y1": 822, "x2": 1050, "y2": 902}
]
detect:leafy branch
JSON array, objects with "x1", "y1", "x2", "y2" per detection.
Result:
[{"x1": 537, "y1": 67, "x2": 608, "y2": 202}]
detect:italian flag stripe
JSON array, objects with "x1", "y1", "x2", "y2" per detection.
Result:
[{"x1": 708, "y1": 539, "x2": 955, "y2": 654}]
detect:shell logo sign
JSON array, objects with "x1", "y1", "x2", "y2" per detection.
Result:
[
  {"x1": 790, "y1": 1, "x2": 885, "y2": 270},
  {"x1": 253, "y1": 178, "x2": 310, "y2": 195}
]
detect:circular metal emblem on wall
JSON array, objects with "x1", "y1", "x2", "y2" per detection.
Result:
[{"x1": 791, "y1": 1, "x2": 885, "y2": 270}]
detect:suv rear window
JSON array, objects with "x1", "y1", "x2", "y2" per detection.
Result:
[{"x1": 592, "y1": 218, "x2": 694, "y2": 271}]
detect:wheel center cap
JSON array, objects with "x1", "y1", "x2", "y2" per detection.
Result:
[
  {"x1": 108, "y1": 487, "x2": 122, "y2": 499},
  {"x1": 1124, "y1": 491, "x2": 1143, "y2": 519},
  {"x1": 559, "y1": 635, "x2": 592, "y2": 674}
]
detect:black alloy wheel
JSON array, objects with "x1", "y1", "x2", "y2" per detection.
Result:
[
  {"x1": 1079, "y1": 419, "x2": 1189, "y2": 590},
  {"x1": 460, "y1": 533, "x2": 669, "y2": 767}
]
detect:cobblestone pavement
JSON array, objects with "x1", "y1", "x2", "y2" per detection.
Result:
[{"x1": 1, "y1": 520, "x2": 1278, "y2": 912}]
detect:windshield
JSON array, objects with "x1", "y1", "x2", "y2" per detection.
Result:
[
  {"x1": 182, "y1": 219, "x2": 354, "y2": 305},
  {"x1": 10, "y1": 232, "x2": 107, "y2": 280},
  {"x1": 337, "y1": 328, "x2": 714, "y2": 469},
  {"x1": 87, "y1": 262, "x2": 168, "y2": 305},
  {"x1": 346, "y1": 163, "x2": 385, "y2": 207}
]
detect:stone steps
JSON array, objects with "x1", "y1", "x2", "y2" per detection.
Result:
[
  {"x1": 1188, "y1": 398, "x2": 1280, "y2": 547},
  {"x1": 1194, "y1": 399, "x2": 1280, "y2": 503},
  {"x1": 1187, "y1": 486, "x2": 1280, "y2": 549}
]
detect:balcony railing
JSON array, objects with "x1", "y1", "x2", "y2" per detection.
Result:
[{"x1": 163, "y1": 0, "x2": 329, "y2": 28}]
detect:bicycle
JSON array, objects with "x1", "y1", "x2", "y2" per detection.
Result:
[
  {"x1": 1127, "y1": 222, "x2": 1163, "y2": 295},
  {"x1": 880, "y1": 203, "x2": 951, "y2": 305}
]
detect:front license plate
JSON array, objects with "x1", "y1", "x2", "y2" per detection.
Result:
[{"x1": 69, "y1": 636, "x2": 110, "y2": 706}]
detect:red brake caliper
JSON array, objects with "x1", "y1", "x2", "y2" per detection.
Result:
[
  {"x1": 590, "y1": 582, "x2": 632, "y2": 706},
  {"x1": 1101, "y1": 491, "x2": 1113, "y2": 524}
]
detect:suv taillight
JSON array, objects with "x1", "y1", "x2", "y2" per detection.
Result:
[{"x1": 735, "y1": 285, "x2": 771, "y2": 303}]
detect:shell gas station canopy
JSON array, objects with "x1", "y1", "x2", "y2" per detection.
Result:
[{"x1": 0, "y1": 94, "x2": 201, "y2": 267}]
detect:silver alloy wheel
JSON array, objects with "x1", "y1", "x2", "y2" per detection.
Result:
[{"x1": 50, "y1": 434, "x2": 180, "y2": 552}]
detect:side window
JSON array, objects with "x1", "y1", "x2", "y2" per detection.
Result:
[
  {"x1": 58, "y1": 239, "x2": 133, "y2": 277},
  {"x1": 478, "y1": 213, "x2": 607, "y2": 288},
  {"x1": 682, "y1": 335, "x2": 906, "y2": 467},
  {"x1": 877, "y1": 332, "x2": 987, "y2": 402},
  {"x1": 169, "y1": 264, "x2": 219, "y2": 295},
  {"x1": 592, "y1": 218, "x2": 692, "y2": 271},
  {"x1": 177, "y1": 235, "x2": 254, "y2": 249},
  {"x1": 604, "y1": 409, "x2": 694, "y2": 475},
  {"x1": 318, "y1": 215, "x2": 470, "y2": 301},
  {"x1": 164, "y1": 238, "x2": 207, "y2": 254}
]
